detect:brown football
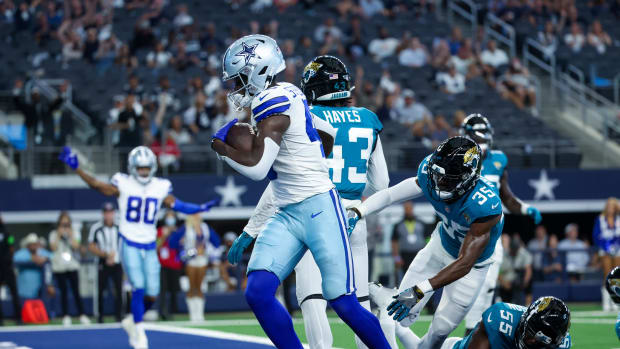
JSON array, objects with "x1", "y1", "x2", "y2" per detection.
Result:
[{"x1": 226, "y1": 122, "x2": 255, "y2": 152}]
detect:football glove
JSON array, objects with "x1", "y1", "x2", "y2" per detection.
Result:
[
  {"x1": 212, "y1": 118, "x2": 238, "y2": 144},
  {"x1": 387, "y1": 285, "x2": 425, "y2": 322},
  {"x1": 58, "y1": 146, "x2": 79, "y2": 170},
  {"x1": 526, "y1": 206, "x2": 542, "y2": 224},
  {"x1": 199, "y1": 199, "x2": 220, "y2": 212},
  {"x1": 346, "y1": 208, "x2": 361, "y2": 236},
  {"x1": 227, "y1": 231, "x2": 254, "y2": 265}
]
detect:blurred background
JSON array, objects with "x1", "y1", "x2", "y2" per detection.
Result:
[{"x1": 0, "y1": 0, "x2": 619, "y2": 329}]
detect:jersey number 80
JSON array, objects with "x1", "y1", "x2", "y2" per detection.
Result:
[{"x1": 126, "y1": 196, "x2": 158, "y2": 224}]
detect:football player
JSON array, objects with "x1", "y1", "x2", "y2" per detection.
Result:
[
  {"x1": 228, "y1": 55, "x2": 389, "y2": 349},
  {"x1": 348, "y1": 136, "x2": 504, "y2": 349},
  {"x1": 461, "y1": 114, "x2": 542, "y2": 335},
  {"x1": 211, "y1": 35, "x2": 390, "y2": 349},
  {"x1": 59, "y1": 146, "x2": 217, "y2": 349},
  {"x1": 605, "y1": 266, "x2": 620, "y2": 339},
  {"x1": 443, "y1": 296, "x2": 571, "y2": 349}
]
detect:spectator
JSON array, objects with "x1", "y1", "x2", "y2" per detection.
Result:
[
  {"x1": 183, "y1": 92, "x2": 210, "y2": 134},
  {"x1": 151, "y1": 132, "x2": 180, "y2": 172},
  {"x1": 176, "y1": 214, "x2": 211, "y2": 322},
  {"x1": 354, "y1": 67, "x2": 383, "y2": 112},
  {"x1": 398, "y1": 37, "x2": 429, "y2": 68},
  {"x1": 61, "y1": 31, "x2": 84, "y2": 64},
  {"x1": 437, "y1": 63, "x2": 466, "y2": 94},
  {"x1": 49, "y1": 211, "x2": 90, "y2": 326},
  {"x1": 317, "y1": 32, "x2": 345, "y2": 57},
  {"x1": 152, "y1": 75, "x2": 179, "y2": 111},
  {"x1": 219, "y1": 232, "x2": 247, "y2": 291},
  {"x1": 542, "y1": 234, "x2": 563, "y2": 283},
  {"x1": 447, "y1": 26, "x2": 463, "y2": 55},
  {"x1": 157, "y1": 211, "x2": 183, "y2": 320},
  {"x1": 172, "y1": 4, "x2": 193, "y2": 28},
  {"x1": 429, "y1": 114, "x2": 453, "y2": 148},
  {"x1": 368, "y1": 26, "x2": 400, "y2": 61},
  {"x1": 564, "y1": 22, "x2": 585, "y2": 53},
  {"x1": 391, "y1": 202, "x2": 427, "y2": 282},
  {"x1": 593, "y1": 197, "x2": 620, "y2": 311},
  {"x1": 527, "y1": 225, "x2": 548, "y2": 281},
  {"x1": 13, "y1": 233, "x2": 54, "y2": 300},
  {"x1": 587, "y1": 20, "x2": 612, "y2": 54},
  {"x1": 172, "y1": 40, "x2": 199, "y2": 71},
  {"x1": 95, "y1": 34, "x2": 119, "y2": 74},
  {"x1": 124, "y1": 75, "x2": 146, "y2": 101},
  {"x1": 360, "y1": 0, "x2": 385, "y2": 17},
  {"x1": 390, "y1": 89, "x2": 432, "y2": 137},
  {"x1": 113, "y1": 93, "x2": 143, "y2": 148},
  {"x1": 537, "y1": 20, "x2": 557, "y2": 59},
  {"x1": 146, "y1": 42, "x2": 173, "y2": 68},
  {"x1": 115, "y1": 44, "x2": 139, "y2": 70},
  {"x1": 499, "y1": 234, "x2": 533, "y2": 305},
  {"x1": 558, "y1": 223, "x2": 590, "y2": 282},
  {"x1": 497, "y1": 58, "x2": 537, "y2": 112},
  {"x1": 83, "y1": 28, "x2": 100, "y2": 63},
  {"x1": 480, "y1": 40, "x2": 509, "y2": 78},
  {"x1": 431, "y1": 39, "x2": 451, "y2": 69},
  {"x1": 14, "y1": 2, "x2": 33, "y2": 32},
  {"x1": 313, "y1": 18, "x2": 343, "y2": 43},
  {"x1": 88, "y1": 203, "x2": 122, "y2": 323},
  {"x1": 449, "y1": 39, "x2": 480, "y2": 79},
  {"x1": 0, "y1": 214, "x2": 21, "y2": 324},
  {"x1": 168, "y1": 115, "x2": 192, "y2": 145}
]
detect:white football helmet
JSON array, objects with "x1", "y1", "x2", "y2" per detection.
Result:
[
  {"x1": 128, "y1": 146, "x2": 157, "y2": 185},
  {"x1": 222, "y1": 34, "x2": 286, "y2": 109}
]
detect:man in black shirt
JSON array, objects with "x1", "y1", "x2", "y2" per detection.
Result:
[{"x1": 0, "y1": 214, "x2": 21, "y2": 325}]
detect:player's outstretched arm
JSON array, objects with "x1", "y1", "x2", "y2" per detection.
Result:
[
  {"x1": 212, "y1": 115, "x2": 290, "y2": 180},
  {"x1": 59, "y1": 147, "x2": 120, "y2": 197},
  {"x1": 499, "y1": 170, "x2": 541, "y2": 224},
  {"x1": 163, "y1": 195, "x2": 219, "y2": 214},
  {"x1": 467, "y1": 322, "x2": 491, "y2": 349}
]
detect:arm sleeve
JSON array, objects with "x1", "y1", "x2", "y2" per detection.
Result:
[
  {"x1": 363, "y1": 136, "x2": 390, "y2": 197},
  {"x1": 358, "y1": 177, "x2": 423, "y2": 217},
  {"x1": 172, "y1": 199, "x2": 204, "y2": 214},
  {"x1": 223, "y1": 137, "x2": 280, "y2": 181},
  {"x1": 243, "y1": 182, "x2": 278, "y2": 238},
  {"x1": 312, "y1": 113, "x2": 337, "y2": 139}
]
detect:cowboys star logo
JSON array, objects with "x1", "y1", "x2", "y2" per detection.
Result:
[{"x1": 235, "y1": 42, "x2": 259, "y2": 65}]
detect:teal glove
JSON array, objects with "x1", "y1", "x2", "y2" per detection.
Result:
[
  {"x1": 227, "y1": 231, "x2": 254, "y2": 265},
  {"x1": 387, "y1": 285, "x2": 425, "y2": 321},
  {"x1": 526, "y1": 206, "x2": 542, "y2": 224},
  {"x1": 346, "y1": 209, "x2": 360, "y2": 236}
]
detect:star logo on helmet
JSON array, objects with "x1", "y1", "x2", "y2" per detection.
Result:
[{"x1": 235, "y1": 42, "x2": 259, "y2": 65}]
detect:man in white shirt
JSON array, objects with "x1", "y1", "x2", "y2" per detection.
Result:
[
  {"x1": 313, "y1": 18, "x2": 343, "y2": 43},
  {"x1": 391, "y1": 89, "x2": 432, "y2": 128},
  {"x1": 368, "y1": 26, "x2": 400, "y2": 61},
  {"x1": 564, "y1": 22, "x2": 585, "y2": 53},
  {"x1": 480, "y1": 40, "x2": 509, "y2": 77},
  {"x1": 558, "y1": 223, "x2": 590, "y2": 281},
  {"x1": 398, "y1": 37, "x2": 429, "y2": 68},
  {"x1": 437, "y1": 64, "x2": 466, "y2": 94}
]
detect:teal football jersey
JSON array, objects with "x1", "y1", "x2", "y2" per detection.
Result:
[
  {"x1": 481, "y1": 150, "x2": 508, "y2": 189},
  {"x1": 453, "y1": 302, "x2": 571, "y2": 349},
  {"x1": 311, "y1": 105, "x2": 383, "y2": 200},
  {"x1": 417, "y1": 155, "x2": 504, "y2": 263}
]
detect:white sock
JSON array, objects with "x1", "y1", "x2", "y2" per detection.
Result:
[
  {"x1": 196, "y1": 297, "x2": 204, "y2": 321},
  {"x1": 377, "y1": 306, "x2": 398, "y2": 349},
  {"x1": 300, "y1": 299, "x2": 332, "y2": 349},
  {"x1": 603, "y1": 287, "x2": 611, "y2": 311},
  {"x1": 186, "y1": 297, "x2": 195, "y2": 321},
  {"x1": 396, "y1": 322, "x2": 421, "y2": 349}
]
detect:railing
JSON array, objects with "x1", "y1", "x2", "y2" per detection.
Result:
[
  {"x1": 614, "y1": 73, "x2": 620, "y2": 105},
  {"x1": 523, "y1": 38, "x2": 556, "y2": 78},
  {"x1": 485, "y1": 13, "x2": 516, "y2": 58},
  {"x1": 446, "y1": 0, "x2": 478, "y2": 32}
]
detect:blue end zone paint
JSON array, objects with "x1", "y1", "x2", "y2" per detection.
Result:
[{"x1": 0, "y1": 328, "x2": 274, "y2": 349}]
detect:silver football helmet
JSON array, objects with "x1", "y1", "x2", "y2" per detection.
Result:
[
  {"x1": 128, "y1": 146, "x2": 157, "y2": 185},
  {"x1": 222, "y1": 34, "x2": 286, "y2": 109}
]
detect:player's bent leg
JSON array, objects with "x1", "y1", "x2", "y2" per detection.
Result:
[
  {"x1": 395, "y1": 325, "x2": 421, "y2": 349},
  {"x1": 465, "y1": 259, "x2": 499, "y2": 331},
  {"x1": 329, "y1": 293, "x2": 391, "y2": 349},
  {"x1": 440, "y1": 337, "x2": 461, "y2": 349},
  {"x1": 246, "y1": 270, "x2": 303, "y2": 349},
  {"x1": 349, "y1": 218, "x2": 371, "y2": 349},
  {"x1": 419, "y1": 263, "x2": 489, "y2": 349}
]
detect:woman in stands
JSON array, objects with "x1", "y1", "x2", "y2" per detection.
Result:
[
  {"x1": 49, "y1": 211, "x2": 91, "y2": 326},
  {"x1": 594, "y1": 197, "x2": 620, "y2": 311}
]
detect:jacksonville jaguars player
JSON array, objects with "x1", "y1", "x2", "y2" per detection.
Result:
[
  {"x1": 444, "y1": 296, "x2": 571, "y2": 349},
  {"x1": 348, "y1": 136, "x2": 504, "y2": 349},
  {"x1": 59, "y1": 146, "x2": 217, "y2": 349},
  {"x1": 211, "y1": 35, "x2": 390, "y2": 349},
  {"x1": 227, "y1": 55, "x2": 390, "y2": 349},
  {"x1": 461, "y1": 114, "x2": 542, "y2": 335},
  {"x1": 605, "y1": 266, "x2": 620, "y2": 339}
]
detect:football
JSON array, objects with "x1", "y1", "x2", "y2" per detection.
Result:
[{"x1": 226, "y1": 122, "x2": 255, "y2": 152}]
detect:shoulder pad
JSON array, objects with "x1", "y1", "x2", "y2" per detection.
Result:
[{"x1": 251, "y1": 86, "x2": 292, "y2": 123}]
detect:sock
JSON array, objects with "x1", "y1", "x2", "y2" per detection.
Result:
[
  {"x1": 131, "y1": 289, "x2": 145, "y2": 323},
  {"x1": 144, "y1": 298, "x2": 155, "y2": 313},
  {"x1": 245, "y1": 271, "x2": 303, "y2": 349},
  {"x1": 354, "y1": 300, "x2": 371, "y2": 349},
  {"x1": 196, "y1": 297, "x2": 204, "y2": 320},
  {"x1": 329, "y1": 293, "x2": 391, "y2": 349},
  {"x1": 300, "y1": 299, "x2": 332, "y2": 349},
  {"x1": 395, "y1": 322, "x2": 421, "y2": 349}
]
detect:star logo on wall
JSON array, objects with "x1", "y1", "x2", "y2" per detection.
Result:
[
  {"x1": 528, "y1": 169, "x2": 560, "y2": 200},
  {"x1": 214, "y1": 176, "x2": 247, "y2": 207},
  {"x1": 235, "y1": 42, "x2": 259, "y2": 65}
]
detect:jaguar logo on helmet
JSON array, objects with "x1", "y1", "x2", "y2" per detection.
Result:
[
  {"x1": 463, "y1": 146, "x2": 480, "y2": 168},
  {"x1": 536, "y1": 297, "x2": 552, "y2": 312},
  {"x1": 303, "y1": 62, "x2": 323, "y2": 83}
]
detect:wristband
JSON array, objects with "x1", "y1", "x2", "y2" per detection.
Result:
[
  {"x1": 520, "y1": 203, "x2": 531, "y2": 215},
  {"x1": 418, "y1": 279, "x2": 433, "y2": 294}
]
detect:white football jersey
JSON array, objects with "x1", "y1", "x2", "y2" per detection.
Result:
[
  {"x1": 250, "y1": 82, "x2": 334, "y2": 207},
  {"x1": 111, "y1": 173, "x2": 172, "y2": 245}
]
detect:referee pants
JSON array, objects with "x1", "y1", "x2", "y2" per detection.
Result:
[{"x1": 98, "y1": 263, "x2": 123, "y2": 322}]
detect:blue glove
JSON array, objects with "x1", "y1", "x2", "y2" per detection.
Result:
[
  {"x1": 526, "y1": 206, "x2": 542, "y2": 224},
  {"x1": 199, "y1": 199, "x2": 220, "y2": 212},
  {"x1": 346, "y1": 209, "x2": 360, "y2": 236},
  {"x1": 227, "y1": 231, "x2": 254, "y2": 265},
  {"x1": 387, "y1": 286, "x2": 425, "y2": 321},
  {"x1": 212, "y1": 118, "x2": 238, "y2": 143},
  {"x1": 58, "y1": 146, "x2": 78, "y2": 170}
]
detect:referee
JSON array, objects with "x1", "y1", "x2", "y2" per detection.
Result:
[{"x1": 88, "y1": 202, "x2": 122, "y2": 323}]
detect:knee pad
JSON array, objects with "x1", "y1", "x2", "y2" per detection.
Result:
[{"x1": 432, "y1": 313, "x2": 460, "y2": 336}]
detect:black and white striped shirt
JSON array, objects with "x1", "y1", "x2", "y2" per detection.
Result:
[{"x1": 88, "y1": 221, "x2": 120, "y2": 264}]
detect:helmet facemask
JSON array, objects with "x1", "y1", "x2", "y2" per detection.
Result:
[
  {"x1": 428, "y1": 162, "x2": 478, "y2": 202},
  {"x1": 224, "y1": 66, "x2": 269, "y2": 110},
  {"x1": 128, "y1": 147, "x2": 157, "y2": 185}
]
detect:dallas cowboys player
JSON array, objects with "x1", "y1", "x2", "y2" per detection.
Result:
[
  {"x1": 444, "y1": 296, "x2": 571, "y2": 349},
  {"x1": 605, "y1": 266, "x2": 620, "y2": 339},
  {"x1": 461, "y1": 114, "x2": 542, "y2": 335},
  {"x1": 211, "y1": 35, "x2": 390, "y2": 348},
  {"x1": 348, "y1": 136, "x2": 504, "y2": 349},
  {"x1": 227, "y1": 55, "x2": 390, "y2": 349},
  {"x1": 59, "y1": 146, "x2": 217, "y2": 349}
]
